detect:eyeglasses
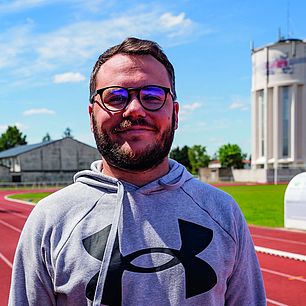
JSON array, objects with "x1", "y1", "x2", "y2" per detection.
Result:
[{"x1": 90, "y1": 85, "x2": 174, "y2": 112}]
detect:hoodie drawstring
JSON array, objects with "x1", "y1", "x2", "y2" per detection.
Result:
[{"x1": 93, "y1": 181, "x2": 124, "y2": 306}]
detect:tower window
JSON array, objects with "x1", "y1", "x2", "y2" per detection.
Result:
[
  {"x1": 282, "y1": 86, "x2": 290, "y2": 157},
  {"x1": 258, "y1": 90, "x2": 265, "y2": 157}
]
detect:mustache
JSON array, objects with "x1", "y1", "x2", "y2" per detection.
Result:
[{"x1": 112, "y1": 118, "x2": 157, "y2": 133}]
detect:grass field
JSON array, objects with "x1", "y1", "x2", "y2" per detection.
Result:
[
  {"x1": 219, "y1": 184, "x2": 287, "y2": 228},
  {"x1": 8, "y1": 192, "x2": 53, "y2": 203},
  {"x1": 8, "y1": 184, "x2": 288, "y2": 228}
]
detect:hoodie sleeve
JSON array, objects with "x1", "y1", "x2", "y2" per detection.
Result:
[
  {"x1": 224, "y1": 204, "x2": 266, "y2": 306},
  {"x1": 8, "y1": 204, "x2": 56, "y2": 306}
]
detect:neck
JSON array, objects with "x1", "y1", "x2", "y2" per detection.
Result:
[{"x1": 101, "y1": 158, "x2": 170, "y2": 186}]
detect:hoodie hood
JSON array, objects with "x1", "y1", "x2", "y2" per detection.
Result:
[{"x1": 74, "y1": 159, "x2": 193, "y2": 195}]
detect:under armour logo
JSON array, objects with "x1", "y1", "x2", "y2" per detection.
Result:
[{"x1": 83, "y1": 219, "x2": 217, "y2": 305}]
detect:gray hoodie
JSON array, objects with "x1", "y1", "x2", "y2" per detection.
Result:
[{"x1": 9, "y1": 159, "x2": 266, "y2": 305}]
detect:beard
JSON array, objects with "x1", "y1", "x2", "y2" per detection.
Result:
[{"x1": 92, "y1": 112, "x2": 176, "y2": 172}]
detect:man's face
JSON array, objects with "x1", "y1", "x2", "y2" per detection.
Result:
[{"x1": 89, "y1": 54, "x2": 179, "y2": 171}]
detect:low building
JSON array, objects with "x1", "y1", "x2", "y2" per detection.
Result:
[
  {"x1": 0, "y1": 137, "x2": 100, "y2": 184},
  {"x1": 199, "y1": 160, "x2": 252, "y2": 183}
]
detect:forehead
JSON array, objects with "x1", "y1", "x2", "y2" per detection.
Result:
[{"x1": 96, "y1": 54, "x2": 171, "y2": 88}]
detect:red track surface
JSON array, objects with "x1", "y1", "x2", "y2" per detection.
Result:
[
  {"x1": 1, "y1": 189, "x2": 306, "y2": 305},
  {"x1": 249, "y1": 226, "x2": 306, "y2": 305}
]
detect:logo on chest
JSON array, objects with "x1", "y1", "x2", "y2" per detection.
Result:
[{"x1": 83, "y1": 219, "x2": 217, "y2": 305}]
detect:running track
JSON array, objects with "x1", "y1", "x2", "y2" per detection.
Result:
[{"x1": 1, "y1": 189, "x2": 306, "y2": 305}]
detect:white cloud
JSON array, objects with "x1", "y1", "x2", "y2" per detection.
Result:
[
  {"x1": 229, "y1": 102, "x2": 244, "y2": 109},
  {"x1": 159, "y1": 12, "x2": 197, "y2": 39},
  {"x1": 35, "y1": 11, "x2": 198, "y2": 64},
  {"x1": 181, "y1": 102, "x2": 202, "y2": 111},
  {"x1": 15, "y1": 122, "x2": 26, "y2": 130},
  {"x1": 0, "y1": 125, "x2": 8, "y2": 133},
  {"x1": 229, "y1": 98, "x2": 249, "y2": 111},
  {"x1": 160, "y1": 12, "x2": 190, "y2": 28},
  {"x1": 0, "y1": 5, "x2": 204, "y2": 84},
  {"x1": 53, "y1": 72, "x2": 86, "y2": 84},
  {"x1": 0, "y1": 122, "x2": 26, "y2": 132},
  {"x1": 0, "y1": 22, "x2": 34, "y2": 70},
  {"x1": 23, "y1": 108, "x2": 55, "y2": 116},
  {"x1": 179, "y1": 102, "x2": 202, "y2": 121}
]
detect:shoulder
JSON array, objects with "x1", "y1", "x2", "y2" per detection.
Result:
[
  {"x1": 37, "y1": 182, "x2": 102, "y2": 210},
  {"x1": 182, "y1": 178, "x2": 236, "y2": 208},
  {"x1": 18, "y1": 182, "x2": 105, "y2": 258},
  {"x1": 181, "y1": 179, "x2": 246, "y2": 240},
  {"x1": 26, "y1": 182, "x2": 103, "y2": 230}
]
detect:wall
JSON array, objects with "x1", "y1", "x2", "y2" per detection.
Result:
[
  {"x1": 198, "y1": 168, "x2": 234, "y2": 182},
  {"x1": 20, "y1": 138, "x2": 100, "y2": 172},
  {"x1": 232, "y1": 169, "x2": 267, "y2": 183},
  {"x1": 232, "y1": 168, "x2": 305, "y2": 183},
  {"x1": 20, "y1": 171, "x2": 75, "y2": 184},
  {"x1": 0, "y1": 165, "x2": 10, "y2": 182}
]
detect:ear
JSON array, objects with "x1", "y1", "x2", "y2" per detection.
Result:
[
  {"x1": 173, "y1": 101, "x2": 179, "y2": 130},
  {"x1": 88, "y1": 104, "x2": 94, "y2": 132}
]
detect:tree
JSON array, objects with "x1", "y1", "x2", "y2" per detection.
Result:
[
  {"x1": 42, "y1": 133, "x2": 51, "y2": 142},
  {"x1": 217, "y1": 143, "x2": 247, "y2": 169},
  {"x1": 188, "y1": 145, "x2": 210, "y2": 175},
  {"x1": 0, "y1": 125, "x2": 27, "y2": 152},
  {"x1": 170, "y1": 145, "x2": 191, "y2": 171},
  {"x1": 63, "y1": 127, "x2": 73, "y2": 138}
]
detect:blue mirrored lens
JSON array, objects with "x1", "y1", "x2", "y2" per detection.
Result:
[
  {"x1": 103, "y1": 88, "x2": 128, "y2": 109},
  {"x1": 140, "y1": 87, "x2": 165, "y2": 107}
]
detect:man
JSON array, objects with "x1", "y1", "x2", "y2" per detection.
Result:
[{"x1": 9, "y1": 37, "x2": 266, "y2": 305}]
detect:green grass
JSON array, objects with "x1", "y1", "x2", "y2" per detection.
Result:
[
  {"x1": 218, "y1": 184, "x2": 287, "y2": 228},
  {"x1": 8, "y1": 192, "x2": 53, "y2": 204}
]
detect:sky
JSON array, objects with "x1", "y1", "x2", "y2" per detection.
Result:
[{"x1": 1, "y1": 0, "x2": 306, "y2": 157}]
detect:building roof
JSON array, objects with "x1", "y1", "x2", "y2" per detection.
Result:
[
  {"x1": 0, "y1": 138, "x2": 97, "y2": 160},
  {"x1": 252, "y1": 37, "x2": 306, "y2": 53},
  {"x1": 0, "y1": 141, "x2": 52, "y2": 159}
]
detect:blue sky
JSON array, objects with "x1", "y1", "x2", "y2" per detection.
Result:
[{"x1": 1, "y1": 0, "x2": 306, "y2": 156}]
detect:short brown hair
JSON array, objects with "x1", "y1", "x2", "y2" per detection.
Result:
[{"x1": 89, "y1": 37, "x2": 176, "y2": 100}]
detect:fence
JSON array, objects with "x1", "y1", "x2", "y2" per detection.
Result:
[{"x1": 0, "y1": 181, "x2": 71, "y2": 189}]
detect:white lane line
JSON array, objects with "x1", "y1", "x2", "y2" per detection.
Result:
[
  {"x1": 261, "y1": 267, "x2": 306, "y2": 283},
  {"x1": 253, "y1": 234, "x2": 306, "y2": 246},
  {"x1": 0, "y1": 251, "x2": 13, "y2": 268},
  {"x1": 255, "y1": 245, "x2": 306, "y2": 262},
  {"x1": 4, "y1": 195, "x2": 35, "y2": 206},
  {"x1": 0, "y1": 219, "x2": 22, "y2": 233},
  {"x1": 266, "y1": 298, "x2": 289, "y2": 306}
]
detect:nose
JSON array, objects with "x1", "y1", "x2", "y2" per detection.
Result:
[{"x1": 122, "y1": 94, "x2": 146, "y2": 118}]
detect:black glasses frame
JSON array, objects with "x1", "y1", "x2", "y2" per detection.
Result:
[{"x1": 90, "y1": 85, "x2": 174, "y2": 112}]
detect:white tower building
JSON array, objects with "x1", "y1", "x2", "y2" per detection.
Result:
[{"x1": 251, "y1": 38, "x2": 306, "y2": 176}]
